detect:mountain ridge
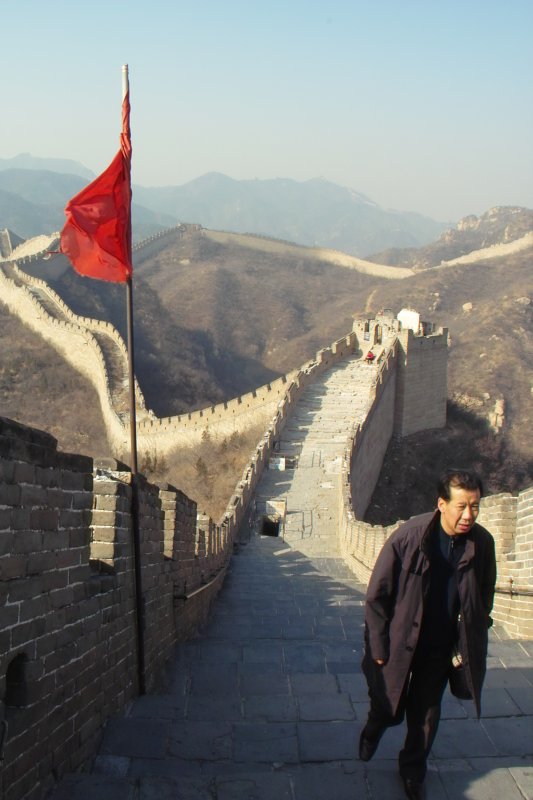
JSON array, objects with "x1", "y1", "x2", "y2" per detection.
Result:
[
  {"x1": 0, "y1": 153, "x2": 94, "y2": 179},
  {"x1": 0, "y1": 157, "x2": 447, "y2": 255}
]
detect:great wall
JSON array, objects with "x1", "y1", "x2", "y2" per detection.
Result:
[{"x1": 0, "y1": 228, "x2": 532, "y2": 800}]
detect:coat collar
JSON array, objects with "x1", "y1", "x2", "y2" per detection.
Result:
[
  {"x1": 458, "y1": 535, "x2": 476, "y2": 567},
  {"x1": 420, "y1": 510, "x2": 440, "y2": 557},
  {"x1": 421, "y1": 510, "x2": 477, "y2": 565}
]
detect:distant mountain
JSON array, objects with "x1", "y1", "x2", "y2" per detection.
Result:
[
  {"x1": 0, "y1": 153, "x2": 94, "y2": 180},
  {"x1": 368, "y1": 206, "x2": 533, "y2": 269},
  {"x1": 0, "y1": 187, "x2": 62, "y2": 239},
  {"x1": 0, "y1": 168, "x2": 87, "y2": 208},
  {"x1": 134, "y1": 172, "x2": 448, "y2": 256},
  {"x1": 0, "y1": 168, "x2": 176, "y2": 242},
  {"x1": 0, "y1": 157, "x2": 448, "y2": 254}
]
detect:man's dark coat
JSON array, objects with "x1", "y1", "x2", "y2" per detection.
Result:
[{"x1": 362, "y1": 511, "x2": 496, "y2": 718}]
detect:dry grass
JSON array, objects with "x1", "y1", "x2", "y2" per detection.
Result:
[
  {"x1": 139, "y1": 423, "x2": 267, "y2": 521},
  {"x1": 0, "y1": 306, "x2": 112, "y2": 459}
]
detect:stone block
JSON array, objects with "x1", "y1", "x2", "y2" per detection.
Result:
[
  {"x1": 0, "y1": 482, "x2": 21, "y2": 505},
  {"x1": 0, "y1": 459, "x2": 15, "y2": 482},
  {"x1": 13, "y1": 461, "x2": 37, "y2": 484},
  {"x1": 297, "y1": 720, "x2": 358, "y2": 760},
  {"x1": 10, "y1": 507, "x2": 31, "y2": 529},
  {"x1": 292, "y1": 766, "x2": 367, "y2": 800},
  {"x1": 431, "y1": 719, "x2": 497, "y2": 758},
  {"x1": 100, "y1": 717, "x2": 169, "y2": 759},
  {"x1": 29, "y1": 508, "x2": 60, "y2": 531},
  {"x1": 216, "y1": 774, "x2": 292, "y2": 800},
  {"x1": 26, "y1": 551, "x2": 56, "y2": 574},
  {"x1": 42, "y1": 531, "x2": 70, "y2": 550},
  {"x1": 49, "y1": 586, "x2": 75, "y2": 609},
  {"x1": 47, "y1": 774, "x2": 136, "y2": 800},
  {"x1": 0, "y1": 530, "x2": 14, "y2": 556},
  {"x1": 297, "y1": 692, "x2": 355, "y2": 721},
  {"x1": 90, "y1": 541, "x2": 115, "y2": 560},
  {"x1": 481, "y1": 717, "x2": 533, "y2": 755},
  {"x1": 0, "y1": 603, "x2": 20, "y2": 629},
  {"x1": 21, "y1": 485, "x2": 49, "y2": 506},
  {"x1": 0, "y1": 554, "x2": 27, "y2": 580},
  {"x1": 233, "y1": 722, "x2": 299, "y2": 763},
  {"x1": 438, "y1": 764, "x2": 528, "y2": 799},
  {"x1": 91, "y1": 510, "x2": 117, "y2": 527},
  {"x1": 58, "y1": 508, "x2": 85, "y2": 528}
]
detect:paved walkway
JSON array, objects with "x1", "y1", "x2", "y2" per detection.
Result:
[
  {"x1": 256, "y1": 356, "x2": 376, "y2": 558},
  {"x1": 50, "y1": 537, "x2": 533, "y2": 800},
  {"x1": 49, "y1": 356, "x2": 533, "y2": 800}
]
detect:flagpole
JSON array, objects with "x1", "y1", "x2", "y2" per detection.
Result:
[
  {"x1": 122, "y1": 63, "x2": 146, "y2": 695},
  {"x1": 123, "y1": 64, "x2": 138, "y2": 475}
]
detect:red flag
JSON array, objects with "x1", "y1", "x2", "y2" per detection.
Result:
[{"x1": 60, "y1": 92, "x2": 132, "y2": 283}]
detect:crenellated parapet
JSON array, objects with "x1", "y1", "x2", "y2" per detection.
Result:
[
  {"x1": 338, "y1": 315, "x2": 532, "y2": 638},
  {"x1": 0, "y1": 251, "x2": 361, "y2": 462},
  {"x1": 477, "y1": 487, "x2": 533, "y2": 638},
  {"x1": 138, "y1": 332, "x2": 359, "y2": 451},
  {"x1": 132, "y1": 223, "x2": 201, "y2": 258},
  {"x1": 0, "y1": 263, "x2": 137, "y2": 453},
  {"x1": 0, "y1": 415, "x2": 237, "y2": 800}
]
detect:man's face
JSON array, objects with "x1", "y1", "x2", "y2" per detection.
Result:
[{"x1": 437, "y1": 486, "x2": 481, "y2": 536}]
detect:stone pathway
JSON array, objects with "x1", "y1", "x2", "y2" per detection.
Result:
[
  {"x1": 49, "y1": 536, "x2": 533, "y2": 799},
  {"x1": 255, "y1": 356, "x2": 376, "y2": 558},
  {"x1": 48, "y1": 355, "x2": 533, "y2": 799}
]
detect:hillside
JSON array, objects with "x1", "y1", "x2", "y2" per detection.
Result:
[
  {"x1": 0, "y1": 153, "x2": 94, "y2": 179},
  {"x1": 22, "y1": 227, "x2": 385, "y2": 415},
  {"x1": 0, "y1": 169, "x2": 177, "y2": 242},
  {"x1": 368, "y1": 206, "x2": 533, "y2": 269},
  {"x1": 0, "y1": 159, "x2": 446, "y2": 255},
  {"x1": 0, "y1": 306, "x2": 112, "y2": 458},
  {"x1": 133, "y1": 173, "x2": 447, "y2": 255},
  {"x1": 2, "y1": 206, "x2": 532, "y2": 520}
]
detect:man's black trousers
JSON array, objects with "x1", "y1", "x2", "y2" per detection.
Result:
[{"x1": 364, "y1": 651, "x2": 451, "y2": 781}]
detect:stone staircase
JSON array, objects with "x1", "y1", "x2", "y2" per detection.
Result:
[{"x1": 254, "y1": 356, "x2": 377, "y2": 559}]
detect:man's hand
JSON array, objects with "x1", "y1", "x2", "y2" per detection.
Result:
[{"x1": 374, "y1": 659, "x2": 385, "y2": 665}]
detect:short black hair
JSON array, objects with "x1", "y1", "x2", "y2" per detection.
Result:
[{"x1": 438, "y1": 469, "x2": 483, "y2": 501}]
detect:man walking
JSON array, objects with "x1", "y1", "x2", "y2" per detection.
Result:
[{"x1": 359, "y1": 469, "x2": 496, "y2": 800}]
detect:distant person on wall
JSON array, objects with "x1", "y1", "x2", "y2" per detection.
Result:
[
  {"x1": 359, "y1": 469, "x2": 496, "y2": 800},
  {"x1": 365, "y1": 351, "x2": 375, "y2": 363}
]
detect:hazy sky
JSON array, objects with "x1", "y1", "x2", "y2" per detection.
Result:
[{"x1": 2, "y1": 0, "x2": 532, "y2": 221}]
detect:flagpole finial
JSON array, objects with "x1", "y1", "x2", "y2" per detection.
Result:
[{"x1": 122, "y1": 64, "x2": 130, "y2": 100}]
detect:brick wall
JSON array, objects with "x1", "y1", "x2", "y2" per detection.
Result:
[
  {"x1": 0, "y1": 417, "x2": 233, "y2": 800},
  {"x1": 348, "y1": 346, "x2": 398, "y2": 518},
  {"x1": 394, "y1": 326, "x2": 448, "y2": 436},
  {"x1": 478, "y1": 487, "x2": 533, "y2": 638}
]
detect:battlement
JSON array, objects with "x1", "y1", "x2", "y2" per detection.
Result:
[
  {"x1": 0, "y1": 248, "x2": 361, "y2": 463},
  {"x1": 0, "y1": 415, "x2": 236, "y2": 800},
  {"x1": 0, "y1": 263, "x2": 134, "y2": 452}
]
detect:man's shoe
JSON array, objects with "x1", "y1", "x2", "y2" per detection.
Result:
[
  {"x1": 358, "y1": 728, "x2": 380, "y2": 761},
  {"x1": 402, "y1": 777, "x2": 425, "y2": 800}
]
